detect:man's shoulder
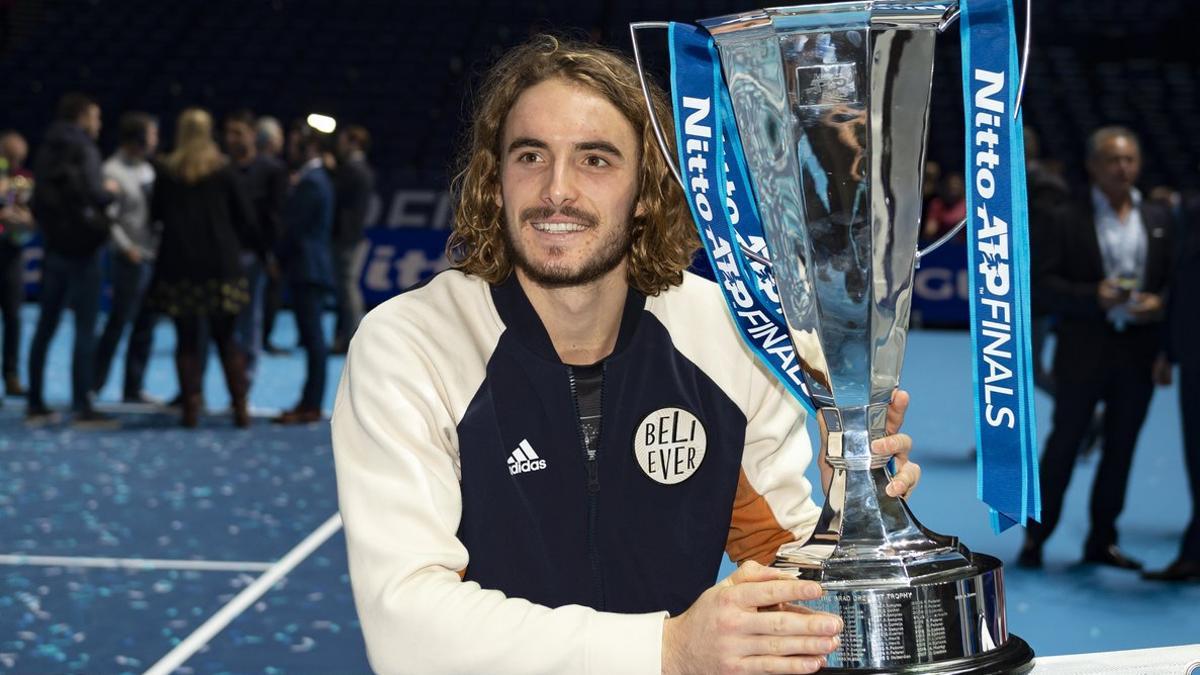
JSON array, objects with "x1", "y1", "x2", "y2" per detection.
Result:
[{"x1": 359, "y1": 270, "x2": 498, "y2": 344}]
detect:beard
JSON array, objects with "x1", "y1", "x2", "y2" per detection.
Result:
[{"x1": 504, "y1": 204, "x2": 633, "y2": 289}]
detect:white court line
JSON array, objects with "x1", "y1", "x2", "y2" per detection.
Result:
[
  {"x1": 143, "y1": 512, "x2": 344, "y2": 675},
  {"x1": 0, "y1": 554, "x2": 274, "y2": 573}
]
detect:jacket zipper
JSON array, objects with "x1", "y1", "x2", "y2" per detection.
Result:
[{"x1": 568, "y1": 365, "x2": 605, "y2": 609}]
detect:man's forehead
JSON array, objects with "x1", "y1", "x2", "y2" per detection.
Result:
[{"x1": 502, "y1": 78, "x2": 636, "y2": 149}]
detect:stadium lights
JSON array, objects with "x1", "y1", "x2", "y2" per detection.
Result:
[{"x1": 306, "y1": 113, "x2": 337, "y2": 134}]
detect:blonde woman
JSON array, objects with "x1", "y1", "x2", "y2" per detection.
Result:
[{"x1": 147, "y1": 107, "x2": 260, "y2": 427}]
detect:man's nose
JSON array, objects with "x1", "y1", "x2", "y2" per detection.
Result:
[{"x1": 543, "y1": 161, "x2": 577, "y2": 207}]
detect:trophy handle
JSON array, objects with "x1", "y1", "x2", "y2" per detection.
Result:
[
  {"x1": 629, "y1": 21, "x2": 685, "y2": 190},
  {"x1": 917, "y1": 0, "x2": 1031, "y2": 263}
]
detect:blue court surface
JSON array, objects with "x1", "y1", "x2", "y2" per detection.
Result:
[{"x1": 2, "y1": 305, "x2": 1197, "y2": 673}]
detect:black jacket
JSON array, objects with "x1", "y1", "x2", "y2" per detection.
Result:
[
  {"x1": 31, "y1": 121, "x2": 114, "y2": 259},
  {"x1": 1034, "y1": 192, "x2": 1173, "y2": 377},
  {"x1": 332, "y1": 155, "x2": 375, "y2": 246},
  {"x1": 1167, "y1": 198, "x2": 1200, "y2": 368}
]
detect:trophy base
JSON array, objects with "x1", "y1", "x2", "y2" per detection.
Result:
[
  {"x1": 776, "y1": 553, "x2": 1033, "y2": 672},
  {"x1": 819, "y1": 636, "x2": 1033, "y2": 674}
]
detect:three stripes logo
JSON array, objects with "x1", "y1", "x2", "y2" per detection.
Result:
[{"x1": 507, "y1": 439, "x2": 547, "y2": 476}]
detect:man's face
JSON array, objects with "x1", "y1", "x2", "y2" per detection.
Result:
[
  {"x1": 224, "y1": 120, "x2": 255, "y2": 160},
  {"x1": 0, "y1": 134, "x2": 26, "y2": 168},
  {"x1": 81, "y1": 104, "x2": 102, "y2": 140},
  {"x1": 497, "y1": 77, "x2": 643, "y2": 289},
  {"x1": 143, "y1": 123, "x2": 159, "y2": 156},
  {"x1": 1088, "y1": 135, "x2": 1141, "y2": 197}
]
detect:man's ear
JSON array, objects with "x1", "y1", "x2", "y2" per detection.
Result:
[{"x1": 634, "y1": 196, "x2": 647, "y2": 219}]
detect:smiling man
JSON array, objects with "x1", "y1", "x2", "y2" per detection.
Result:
[{"x1": 331, "y1": 35, "x2": 920, "y2": 675}]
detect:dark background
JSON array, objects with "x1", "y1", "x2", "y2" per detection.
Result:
[{"x1": 2, "y1": 0, "x2": 1199, "y2": 207}]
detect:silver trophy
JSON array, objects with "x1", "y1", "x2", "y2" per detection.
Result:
[{"x1": 634, "y1": 1, "x2": 1033, "y2": 672}]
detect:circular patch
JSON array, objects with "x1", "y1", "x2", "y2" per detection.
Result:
[{"x1": 634, "y1": 407, "x2": 707, "y2": 485}]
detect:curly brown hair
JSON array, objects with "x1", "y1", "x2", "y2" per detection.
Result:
[{"x1": 446, "y1": 34, "x2": 697, "y2": 296}]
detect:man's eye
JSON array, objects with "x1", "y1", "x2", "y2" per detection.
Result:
[
  {"x1": 584, "y1": 155, "x2": 610, "y2": 168},
  {"x1": 516, "y1": 152, "x2": 542, "y2": 163}
]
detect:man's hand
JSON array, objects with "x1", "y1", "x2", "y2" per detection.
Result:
[
  {"x1": 1097, "y1": 279, "x2": 1126, "y2": 311},
  {"x1": 123, "y1": 247, "x2": 143, "y2": 264},
  {"x1": 662, "y1": 561, "x2": 842, "y2": 675},
  {"x1": 874, "y1": 389, "x2": 919, "y2": 498},
  {"x1": 1127, "y1": 292, "x2": 1164, "y2": 323}
]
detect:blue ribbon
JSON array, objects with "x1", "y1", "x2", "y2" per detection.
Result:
[
  {"x1": 668, "y1": 22, "x2": 815, "y2": 414},
  {"x1": 960, "y1": 0, "x2": 1041, "y2": 533}
]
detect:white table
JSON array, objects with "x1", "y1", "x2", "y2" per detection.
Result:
[{"x1": 1032, "y1": 644, "x2": 1200, "y2": 674}]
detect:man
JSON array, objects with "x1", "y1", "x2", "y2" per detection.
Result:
[
  {"x1": 273, "y1": 122, "x2": 334, "y2": 424},
  {"x1": 224, "y1": 109, "x2": 287, "y2": 386},
  {"x1": 0, "y1": 129, "x2": 33, "y2": 398},
  {"x1": 93, "y1": 111, "x2": 159, "y2": 403},
  {"x1": 1142, "y1": 194, "x2": 1200, "y2": 582},
  {"x1": 256, "y1": 115, "x2": 289, "y2": 354},
  {"x1": 1019, "y1": 127, "x2": 1173, "y2": 570},
  {"x1": 331, "y1": 36, "x2": 920, "y2": 674},
  {"x1": 27, "y1": 92, "x2": 119, "y2": 427},
  {"x1": 330, "y1": 124, "x2": 375, "y2": 354}
]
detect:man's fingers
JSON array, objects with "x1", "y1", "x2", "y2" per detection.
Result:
[
  {"x1": 886, "y1": 461, "x2": 921, "y2": 498},
  {"x1": 738, "y1": 655, "x2": 827, "y2": 674},
  {"x1": 886, "y1": 389, "x2": 910, "y2": 434},
  {"x1": 730, "y1": 578, "x2": 825, "y2": 608},
  {"x1": 871, "y1": 433, "x2": 912, "y2": 458},
  {"x1": 724, "y1": 560, "x2": 796, "y2": 587},
  {"x1": 742, "y1": 634, "x2": 841, "y2": 658},
  {"x1": 743, "y1": 609, "x2": 843, "y2": 636}
]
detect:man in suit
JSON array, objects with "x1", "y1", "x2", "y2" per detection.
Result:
[
  {"x1": 1018, "y1": 126, "x2": 1173, "y2": 569},
  {"x1": 1143, "y1": 194, "x2": 1200, "y2": 582},
  {"x1": 330, "y1": 124, "x2": 375, "y2": 354},
  {"x1": 273, "y1": 122, "x2": 335, "y2": 424}
]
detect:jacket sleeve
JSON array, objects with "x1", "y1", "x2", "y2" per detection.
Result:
[
  {"x1": 226, "y1": 169, "x2": 263, "y2": 257},
  {"x1": 726, "y1": 366, "x2": 821, "y2": 566},
  {"x1": 80, "y1": 141, "x2": 115, "y2": 209},
  {"x1": 330, "y1": 305, "x2": 666, "y2": 675},
  {"x1": 1033, "y1": 203, "x2": 1106, "y2": 319}
]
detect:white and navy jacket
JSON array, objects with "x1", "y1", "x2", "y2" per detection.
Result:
[{"x1": 331, "y1": 270, "x2": 821, "y2": 674}]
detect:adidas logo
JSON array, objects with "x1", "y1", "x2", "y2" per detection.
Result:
[{"x1": 507, "y1": 439, "x2": 547, "y2": 475}]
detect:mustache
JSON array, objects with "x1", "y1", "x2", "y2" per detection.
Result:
[{"x1": 519, "y1": 205, "x2": 599, "y2": 228}]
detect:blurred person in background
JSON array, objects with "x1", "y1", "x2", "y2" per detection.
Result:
[
  {"x1": 27, "y1": 92, "x2": 119, "y2": 427},
  {"x1": 1142, "y1": 193, "x2": 1200, "y2": 582},
  {"x1": 272, "y1": 121, "x2": 334, "y2": 424},
  {"x1": 1020, "y1": 126, "x2": 1173, "y2": 570},
  {"x1": 224, "y1": 109, "x2": 287, "y2": 387},
  {"x1": 146, "y1": 107, "x2": 258, "y2": 428},
  {"x1": 256, "y1": 114, "x2": 289, "y2": 354},
  {"x1": 93, "y1": 111, "x2": 160, "y2": 404},
  {"x1": 1025, "y1": 125, "x2": 1071, "y2": 397},
  {"x1": 0, "y1": 129, "x2": 32, "y2": 398},
  {"x1": 921, "y1": 171, "x2": 967, "y2": 244},
  {"x1": 330, "y1": 123, "x2": 375, "y2": 354}
]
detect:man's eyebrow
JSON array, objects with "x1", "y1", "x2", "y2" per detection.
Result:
[
  {"x1": 576, "y1": 140, "x2": 623, "y2": 158},
  {"x1": 507, "y1": 137, "x2": 547, "y2": 153}
]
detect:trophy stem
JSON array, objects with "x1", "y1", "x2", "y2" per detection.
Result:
[{"x1": 775, "y1": 406, "x2": 968, "y2": 585}]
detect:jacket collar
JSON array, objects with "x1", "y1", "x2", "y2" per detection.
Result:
[{"x1": 490, "y1": 273, "x2": 646, "y2": 364}]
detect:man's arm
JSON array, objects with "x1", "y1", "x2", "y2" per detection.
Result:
[
  {"x1": 1034, "y1": 203, "x2": 1107, "y2": 319},
  {"x1": 330, "y1": 304, "x2": 666, "y2": 675}
]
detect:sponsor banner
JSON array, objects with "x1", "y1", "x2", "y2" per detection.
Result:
[
  {"x1": 961, "y1": 0, "x2": 1040, "y2": 532},
  {"x1": 17, "y1": 226, "x2": 452, "y2": 309},
  {"x1": 911, "y1": 242, "x2": 970, "y2": 326},
  {"x1": 358, "y1": 227, "x2": 451, "y2": 307}
]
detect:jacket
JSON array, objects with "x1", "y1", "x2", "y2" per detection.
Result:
[{"x1": 331, "y1": 270, "x2": 820, "y2": 674}]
